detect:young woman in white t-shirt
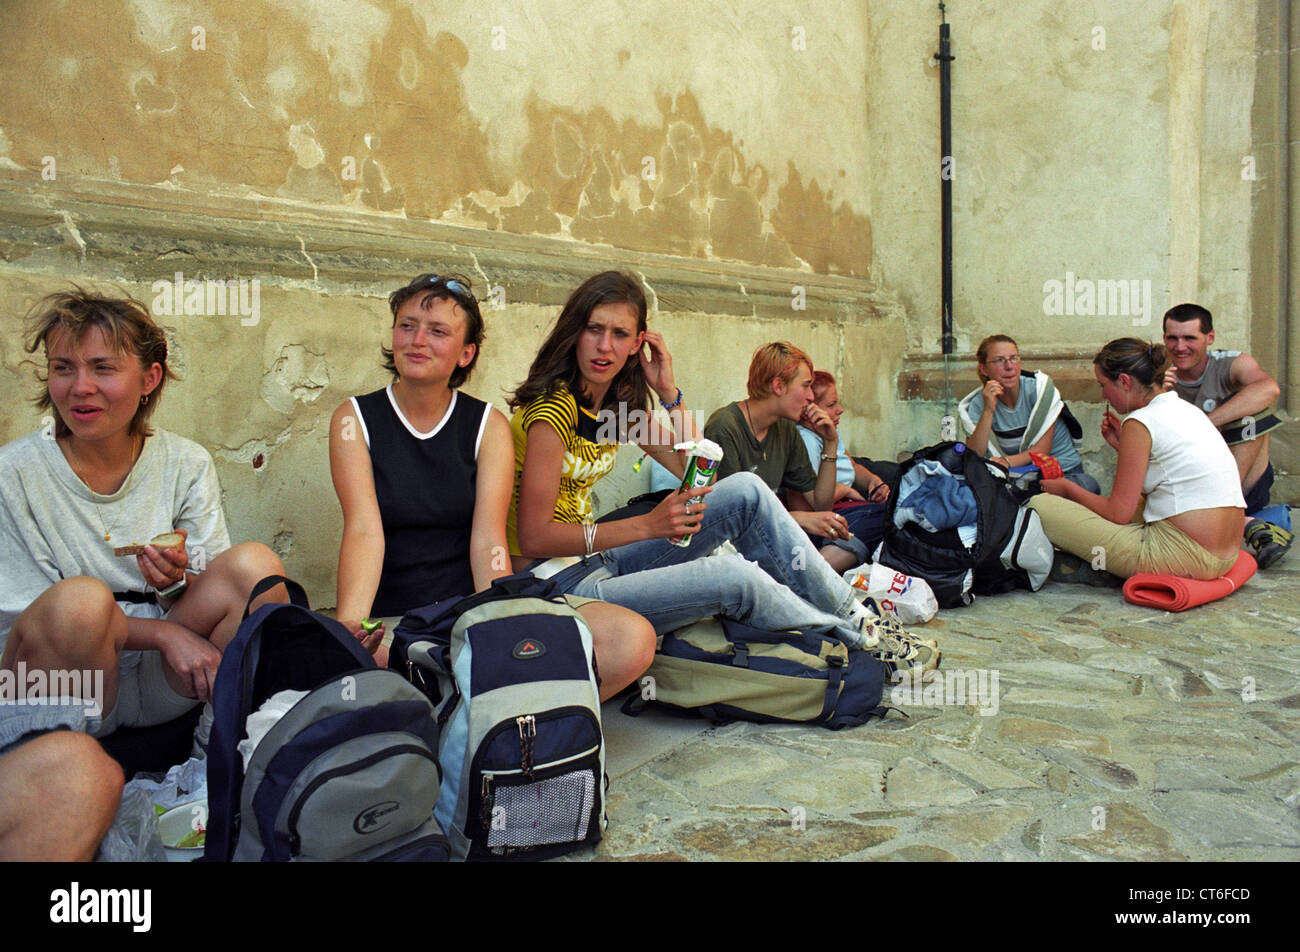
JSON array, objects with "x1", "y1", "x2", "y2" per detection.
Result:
[
  {"x1": 0, "y1": 289, "x2": 286, "y2": 736},
  {"x1": 1027, "y1": 338, "x2": 1245, "y2": 580}
]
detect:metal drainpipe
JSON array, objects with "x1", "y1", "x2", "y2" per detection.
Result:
[{"x1": 935, "y1": 3, "x2": 955, "y2": 422}]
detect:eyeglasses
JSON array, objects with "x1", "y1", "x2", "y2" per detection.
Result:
[
  {"x1": 409, "y1": 273, "x2": 476, "y2": 302},
  {"x1": 986, "y1": 354, "x2": 1021, "y2": 368}
]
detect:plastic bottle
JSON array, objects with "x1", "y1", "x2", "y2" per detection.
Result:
[{"x1": 937, "y1": 442, "x2": 966, "y2": 473}]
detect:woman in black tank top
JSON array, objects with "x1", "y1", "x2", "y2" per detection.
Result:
[{"x1": 329, "y1": 274, "x2": 653, "y2": 692}]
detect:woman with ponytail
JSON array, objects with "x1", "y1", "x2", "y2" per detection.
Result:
[{"x1": 1027, "y1": 338, "x2": 1245, "y2": 581}]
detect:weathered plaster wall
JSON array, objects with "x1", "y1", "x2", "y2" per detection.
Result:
[
  {"x1": 0, "y1": 0, "x2": 905, "y2": 604},
  {"x1": 0, "y1": 0, "x2": 873, "y2": 277},
  {"x1": 871, "y1": 0, "x2": 1259, "y2": 356},
  {"x1": 866, "y1": 1, "x2": 1289, "y2": 501},
  {"x1": 0, "y1": 0, "x2": 1289, "y2": 611}
]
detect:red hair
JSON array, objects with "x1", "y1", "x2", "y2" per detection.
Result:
[
  {"x1": 747, "y1": 342, "x2": 813, "y2": 400},
  {"x1": 811, "y1": 370, "x2": 836, "y2": 403}
]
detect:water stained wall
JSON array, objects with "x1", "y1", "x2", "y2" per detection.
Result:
[
  {"x1": 0, "y1": 0, "x2": 1288, "y2": 600},
  {"x1": 0, "y1": 0, "x2": 873, "y2": 277}
]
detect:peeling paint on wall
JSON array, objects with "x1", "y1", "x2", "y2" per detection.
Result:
[
  {"x1": 213, "y1": 427, "x2": 292, "y2": 467},
  {"x1": 0, "y1": 0, "x2": 873, "y2": 275},
  {"x1": 261, "y1": 344, "x2": 331, "y2": 414}
]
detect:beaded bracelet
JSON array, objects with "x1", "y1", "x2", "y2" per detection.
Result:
[{"x1": 659, "y1": 388, "x2": 683, "y2": 410}]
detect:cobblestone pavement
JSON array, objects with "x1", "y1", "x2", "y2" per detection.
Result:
[{"x1": 577, "y1": 560, "x2": 1300, "y2": 862}]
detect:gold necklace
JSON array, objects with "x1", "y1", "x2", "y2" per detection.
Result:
[{"x1": 64, "y1": 436, "x2": 141, "y2": 542}]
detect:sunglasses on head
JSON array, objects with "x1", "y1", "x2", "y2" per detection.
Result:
[{"x1": 410, "y1": 273, "x2": 475, "y2": 302}]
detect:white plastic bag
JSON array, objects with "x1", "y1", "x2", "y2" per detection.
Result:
[
  {"x1": 95, "y1": 785, "x2": 167, "y2": 862},
  {"x1": 843, "y1": 563, "x2": 939, "y2": 625}
]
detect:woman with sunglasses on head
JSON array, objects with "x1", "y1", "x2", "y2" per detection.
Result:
[
  {"x1": 329, "y1": 274, "x2": 653, "y2": 697},
  {"x1": 0, "y1": 288, "x2": 286, "y2": 742},
  {"x1": 1027, "y1": 338, "x2": 1244, "y2": 581},
  {"x1": 506, "y1": 271, "x2": 938, "y2": 678},
  {"x1": 958, "y1": 334, "x2": 1100, "y2": 493}
]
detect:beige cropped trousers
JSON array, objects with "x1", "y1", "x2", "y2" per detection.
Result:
[{"x1": 1027, "y1": 495, "x2": 1239, "y2": 580}]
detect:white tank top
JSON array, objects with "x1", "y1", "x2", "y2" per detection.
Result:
[{"x1": 1125, "y1": 391, "x2": 1245, "y2": 521}]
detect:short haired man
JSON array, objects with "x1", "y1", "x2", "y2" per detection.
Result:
[
  {"x1": 1162, "y1": 303, "x2": 1291, "y2": 567},
  {"x1": 705, "y1": 342, "x2": 884, "y2": 574}
]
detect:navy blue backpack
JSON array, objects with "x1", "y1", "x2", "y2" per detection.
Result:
[
  {"x1": 204, "y1": 576, "x2": 447, "y2": 862},
  {"x1": 389, "y1": 572, "x2": 606, "y2": 861}
]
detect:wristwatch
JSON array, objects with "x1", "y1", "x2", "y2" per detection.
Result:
[{"x1": 155, "y1": 575, "x2": 188, "y2": 600}]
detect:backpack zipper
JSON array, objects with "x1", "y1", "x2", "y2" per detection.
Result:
[{"x1": 517, "y1": 714, "x2": 536, "y2": 778}]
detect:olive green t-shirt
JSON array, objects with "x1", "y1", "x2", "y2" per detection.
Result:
[{"x1": 703, "y1": 402, "x2": 817, "y2": 494}]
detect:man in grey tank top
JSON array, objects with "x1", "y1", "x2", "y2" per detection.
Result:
[{"x1": 1164, "y1": 303, "x2": 1290, "y2": 567}]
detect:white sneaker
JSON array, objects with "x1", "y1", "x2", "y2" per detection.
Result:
[{"x1": 191, "y1": 702, "x2": 214, "y2": 760}]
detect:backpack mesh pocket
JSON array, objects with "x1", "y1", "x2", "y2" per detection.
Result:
[{"x1": 485, "y1": 766, "x2": 597, "y2": 849}]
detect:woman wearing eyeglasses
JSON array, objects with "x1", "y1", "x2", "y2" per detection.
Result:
[
  {"x1": 329, "y1": 273, "x2": 654, "y2": 694},
  {"x1": 957, "y1": 334, "x2": 1100, "y2": 493}
]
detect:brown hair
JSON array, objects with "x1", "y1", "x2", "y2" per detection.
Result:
[
  {"x1": 382, "y1": 273, "x2": 484, "y2": 388},
  {"x1": 747, "y1": 342, "x2": 813, "y2": 400},
  {"x1": 1093, "y1": 338, "x2": 1169, "y2": 388},
  {"x1": 24, "y1": 287, "x2": 176, "y2": 439},
  {"x1": 509, "y1": 271, "x2": 650, "y2": 416},
  {"x1": 975, "y1": 334, "x2": 1018, "y2": 382}
]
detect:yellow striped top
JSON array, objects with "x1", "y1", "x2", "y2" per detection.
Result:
[{"x1": 507, "y1": 384, "x2": 620, "y2": 556}]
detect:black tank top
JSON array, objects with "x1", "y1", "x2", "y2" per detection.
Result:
[{"x1": 352, "y1": 387, "x2": 489, "y2": 615}]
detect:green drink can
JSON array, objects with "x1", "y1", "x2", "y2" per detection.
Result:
[{"x1": 671, "y1": 439, "x2": 724, "y2": 547}]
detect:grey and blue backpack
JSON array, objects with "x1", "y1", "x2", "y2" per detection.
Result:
[
  {"x1": 204, "y1": 576, "x2": 448, "y2": 862},
  {"x1": 623, "y1": 615, "x2": 890, "y2": 729},
  {"x1": 390, "y1": 573, "x2": 606, "y2": 861}
]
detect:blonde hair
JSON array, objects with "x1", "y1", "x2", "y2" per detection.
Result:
[
  {"x1": 975, "y1": 334, "x2": 1018, "y2": 383},
  {"x1": 24, "y1": 287, "x2": 176, "y2": 439}
]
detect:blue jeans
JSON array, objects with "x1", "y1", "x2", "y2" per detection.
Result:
[
  {"x1": 1063, "y1": 467, "x2": 1101, "y2": 495},
  {"x1": 1244, "y1": 461, "x2": 1273, "y2": 516},
  {"x1": 812, "y1": 501, "x2": 887, "y2": 565},
  {"x1": 553, "y1": 473, "x2": 867, "y2": 647}
]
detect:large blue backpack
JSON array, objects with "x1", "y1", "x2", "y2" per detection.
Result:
[
  {"x1": 204, "y1": 576, "x2": 447, "y2": 862},
  {"x1": 389, "y1": 573, "x2": 606, "y2": 861}
]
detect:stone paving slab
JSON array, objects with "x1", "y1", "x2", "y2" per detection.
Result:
[{"x1": 570, "y1": 559, "x2": 1300, "y2": 861}]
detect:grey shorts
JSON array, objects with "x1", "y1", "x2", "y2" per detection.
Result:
[
  {"x1": 93, "y1": 650, "x2": 199, "y2": 738},
  {"x1": 0, "y1": 702, "x2": 92, "y2": 756}
]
